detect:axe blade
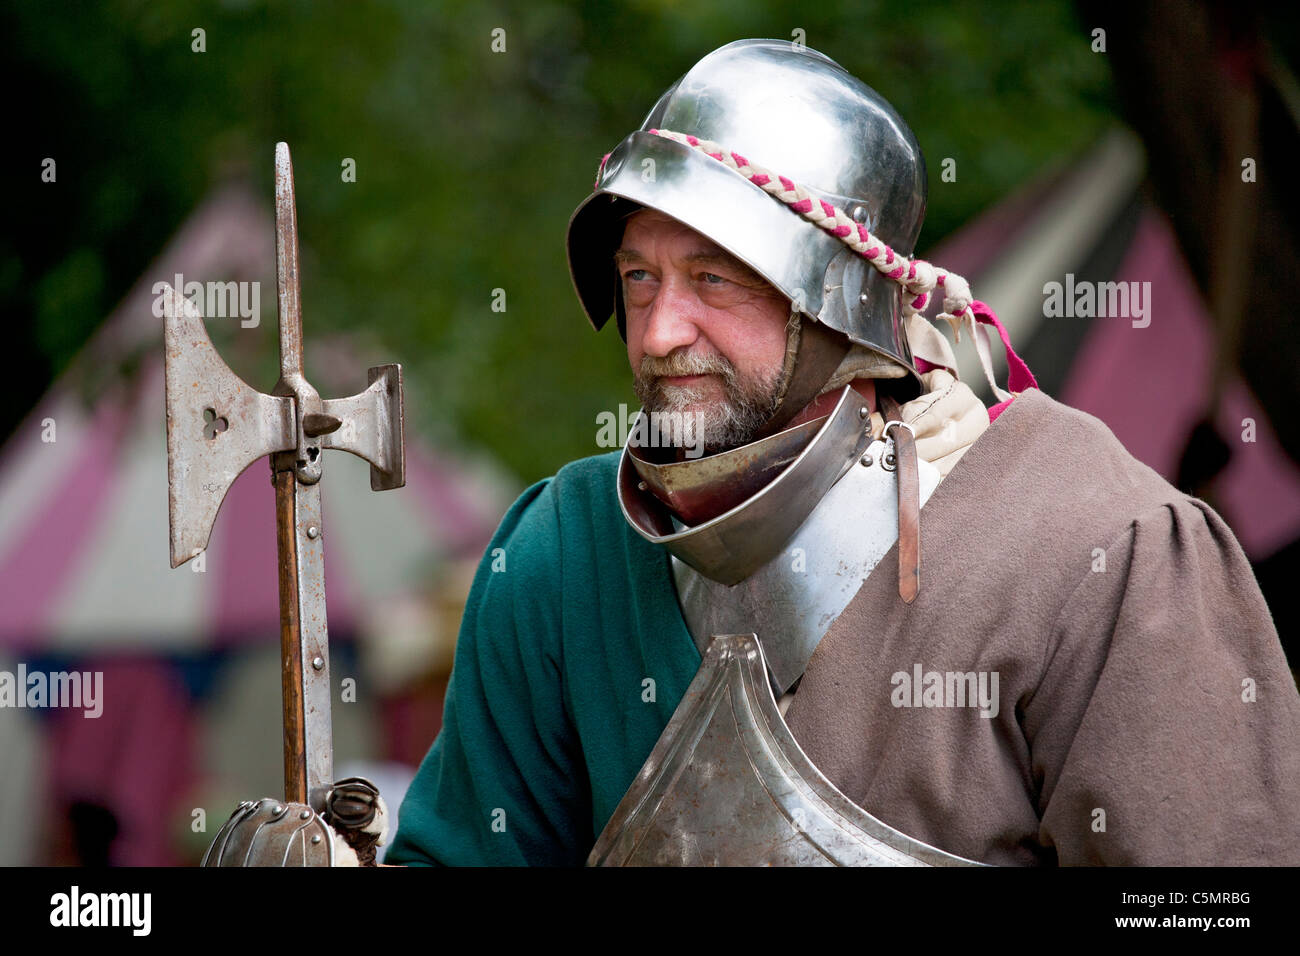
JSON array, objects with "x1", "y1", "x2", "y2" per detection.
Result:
[{"x1": 163, "y1": 284, "x2": 296, "y2": 567}]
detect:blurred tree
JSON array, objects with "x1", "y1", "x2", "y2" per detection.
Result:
[{"x1": 4, "y1": 0, "x2": 1113, "y2": 483}]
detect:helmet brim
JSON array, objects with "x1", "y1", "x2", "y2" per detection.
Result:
[{"x1": 567, "y1": 130, "x2": 849, "y2": 333}]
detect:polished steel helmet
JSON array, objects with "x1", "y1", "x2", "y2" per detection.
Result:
[{"x1": 567, "y1": 38, "x2": 928, "y2": 396}]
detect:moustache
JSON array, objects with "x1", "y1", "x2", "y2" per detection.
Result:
[{"x1": 637, "y1": 351, "x2": 737, "y2": 385}]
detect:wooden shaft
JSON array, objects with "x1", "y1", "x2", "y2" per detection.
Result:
[{"x1": 274, "y1": 465, "x2": 307, "y2": 805}]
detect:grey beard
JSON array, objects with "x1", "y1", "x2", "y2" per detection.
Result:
[{"x1": 633, "y1": 351, "x2": 782, "y2": 455}]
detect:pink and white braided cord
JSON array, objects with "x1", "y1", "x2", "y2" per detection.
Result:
[{"x1": 647, "y1": 128, "x2": 975, "y2": 337}]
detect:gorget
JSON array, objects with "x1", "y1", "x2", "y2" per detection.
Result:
[
  {"x1": 673, "y1": 441, "x2": 940, "y2": 694},
  {"x1": 617, "y1": 386, "x2": 874, "y2": 587},
  {"x1": 618, "y1": 385, "x2": 940, "y2": 695}
]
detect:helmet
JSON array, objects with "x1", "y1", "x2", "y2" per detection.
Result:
[{"x1": 566, "y1": 38, "x2": 929, "y2": 421}]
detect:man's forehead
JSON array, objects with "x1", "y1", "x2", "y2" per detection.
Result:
[{"x1": 617, "y1": 210, "x2": 732, "y2": 261}]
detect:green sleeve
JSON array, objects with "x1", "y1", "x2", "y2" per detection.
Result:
[{"x1": 385, "y1": 477, "x2": 593, "y2": 866}]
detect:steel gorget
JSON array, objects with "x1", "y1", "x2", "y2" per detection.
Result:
[
  {"x1": 617, "y1": 386, "x2": 872, "y2": 585},
  {"x1": 617, "y1": 385, "x2": 940, "y2": 694}
]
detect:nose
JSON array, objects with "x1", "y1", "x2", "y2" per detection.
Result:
[{"x1": 638, "y1": 276, "x2": 703, "y2": 358}]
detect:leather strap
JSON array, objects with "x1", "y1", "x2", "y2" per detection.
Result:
[
  {"x1": 753, "y1": 317, "x2": 851, "y2": 440},
  {"x1": 879, "y1": 394, "x2": 920, "y2": 604}
]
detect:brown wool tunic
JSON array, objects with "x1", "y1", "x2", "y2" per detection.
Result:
[{"x1": 784, "y1": 387, "x2": 1300, "y2": 865}]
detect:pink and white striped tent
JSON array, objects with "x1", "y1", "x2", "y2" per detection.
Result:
[{"x1": 924, "y1": 128, "x2": 1300, "y2": 571}]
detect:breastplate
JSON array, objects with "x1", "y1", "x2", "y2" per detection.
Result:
[{"x1": 588, "y1": 633, "x2": 984, "y2": 866}]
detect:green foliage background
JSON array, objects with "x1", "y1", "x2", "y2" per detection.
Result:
[{"x1": 5, "y1": 0, "x2": 1114, "y2": 484}]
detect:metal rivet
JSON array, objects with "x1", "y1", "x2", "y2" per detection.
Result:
[
  {"x1": 273, "y1": 805, "x2": 283, "y2": 815},
  {"x1": 311, "y1": 834, "x2": 322, "y2": 845},
  {"x1": 637, "y1": 481, "x2": 647, "y2": 492},
  {"x1": 859, "y1": 293, "x2": 869, "y2": 304},
  {"x1": 312, "y1": 656, "x2": 324, "y2": 670},
  {"x1": 852, "y1": 205, "x2": 867, "y2": 222},
  {"x1": 300, "y1": 810, "x2": 312, "y2": 820},
  {"x1": 307, "y1": 526, "x2": 319, "y2": 539},
  {"x1": 860, "y1": 454, "x2": 873, "y2": 467},
  {"x1": 858, "y1": 407, "x2": 869, "y2": 419}
]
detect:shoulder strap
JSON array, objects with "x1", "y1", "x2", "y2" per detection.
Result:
[{"x1": 878, "y1": 394, "x2": 920, "y2": 604}]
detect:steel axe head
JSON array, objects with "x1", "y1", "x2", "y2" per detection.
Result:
[{"x1": 163, "y1": 284, "x2": 406, "y2": 568}]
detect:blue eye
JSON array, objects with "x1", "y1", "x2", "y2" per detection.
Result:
[
  {"x1": 624, "y1": 269, "x2": 649, "y2": 281},
  {"x1": 701, "y1": 273, "x2": 726, "y2": 284}
]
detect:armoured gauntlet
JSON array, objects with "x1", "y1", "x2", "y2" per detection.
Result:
[{"x1": 202, "y1": 777, "x2": 389, "y2": 867}]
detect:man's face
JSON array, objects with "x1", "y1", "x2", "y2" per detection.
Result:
[{"x1": 617, "y1": 209, "x2": 791, "y2": 454}]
